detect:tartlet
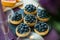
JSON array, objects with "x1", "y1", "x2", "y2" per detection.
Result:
[
  {"x1": 24, "y1": 4, "x2": 37, "y2": 15},
  {"x1": 8, "y1": 12, "x2": 23, "y2": 25},
  {"x1": 24, "y1": 14, "x2": 37, "y2": 27},
  {"x1": 37, "y1": 9, "x2": 50, "y2": 22},
  {"x1": 16, "y1": 23, "x2": 31, "y2": 37},
  {"x1": 34, "y1": 22, "x2": 49, "y2": 36}
]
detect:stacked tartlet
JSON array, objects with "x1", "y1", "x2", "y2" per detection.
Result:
[
  {"x1": 37, "y1": 9, "x2": 50, "y2": 22},
  {"x1": 16, "y1": 23, "x2": 31, "y2": 37},
  {"x1": 8, "y1": 11, "x2": 23, "y2": 25},
  {"x1": 24, "y1": 14, "x2": 37, "y2": 27},
  {"x1": 34, "y1": 22, "x2": 49, "y2": 36},
  {"x1": 8, "y1": 4, "x2": 51, "y2": 37},
  {"x1": 24, "y1": 4, "x2": 37, "y2": 15}
]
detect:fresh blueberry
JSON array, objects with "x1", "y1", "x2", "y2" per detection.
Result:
[
  {"x1": 20, "y1": 30, "x2": 25, "y2": 34},
  {"x1": 25, "y1": 5, "x2": 30, "y2": 9}
]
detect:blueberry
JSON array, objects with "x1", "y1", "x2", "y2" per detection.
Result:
[
  {"x1": 35, "y1": 24, "x2": 38, "y2": 28},
  {"x1": 24, "y1": 29, "x2": 27, "y2": 32},
  {"x1": 25, "y1": 30, "x2": 28, "y2": 32},
  {"x1": 28, "y1": 8, "x2": 32, "y2": 12},
  {"x1": 32, "y1": 7, "x2": 36, "y2": 11},
  {"x1": 38, "y1": 10, "x2": 41, "y2": 13},
  {"x1": 18, "y1": 29, "x2": 23, "y2": 34},
  {"x1": 18, "y1": 29, "x2": 20, "y2": 32},
  {"x1": 23, "y1": 26, "x2": 26, "y2": 29},
  {"x1": 25, "y1": 5, "x2": 30, "y2": 9},
  {"x1": 38, "y1": 28, "x2": 41, "y2": 32},
  {"x1": 41, "y1": 29, "x2": 44, "y2": 32},
  {"x1": 31, "y1": 19, "x2": 34, "y2": 21},
  {"x1": 35, "y1": 24, "x2": 40, "y2": 28},
  {"x1": 23, "y1": 24, "x2": 26, "y2": 26},
  {"x1": 12, "y1": 16, "x2": 15, "y2": 20},
  {"x1": 25, "y1": 17, "x2": 28, "y2": 19},
  {"x1": 30, "y1": 5, "x2": 33, "y2": 8},
  {"x1": 21, "y1": 23, "x2": 24, "y2": 25},
  {"x1": 44, "y1": 26, "x2": 47, "y2": 29},
  {"x1": 20, "y1": 30, "x2": 24, "y2": 34},
  {"x1": 27, "y1": 19, "x2": 30, "y2": 21}
]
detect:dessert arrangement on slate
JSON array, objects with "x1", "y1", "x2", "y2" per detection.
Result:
[
  {"x1": 8, "y1": 4, "x2": 51, "y2": 38},
  {"x1": 1, "y1": 0, "x2": 60, "y2": 40}
]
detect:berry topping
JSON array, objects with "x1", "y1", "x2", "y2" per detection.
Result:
[
  {"x1": 25, "y1": 4, "x2": 36, "y2": 12},
  {"x1": 11, "y1": 12, "x2": 22, "y2": 21},
  {"x1": 25, "y1": 14, "x2": 36, "y2": 23},
  {"x1": 37, "y1": 9, "x2": 49, "y2": 18},
  {"x1": 17, "y1": 23, "x2": 30, "y2": 34},
  {"x1": 34, "y1": 22, "x2": 48, "y2": 32}
]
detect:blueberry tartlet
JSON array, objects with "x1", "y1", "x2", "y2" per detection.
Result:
[
  {"x1": 8, "y1": 12, "x2": 23, "y2": 25},
  {"x1": 34, "y1": 22, "x2": 49, "y2": 36},
  {"x1": 24, "y1": 14, "x2": 37, "y2": 27},
  {"x1": 16, "y1": 23, "x2": 31, "y2": 37},
  {"x1": 24, "y1": 4, "x2": 37, "y2": 15},
  {"x1": 37, "y1": 9, "x2": 50, "y2": 22}
]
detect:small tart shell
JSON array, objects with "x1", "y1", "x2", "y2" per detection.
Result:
[
  {"x1": 24, "y1": 21, "x2": 35, "y2": 27},
  {"x1": 34, "y1": 29, "x2": 49, "y2": 36},
  {"x1": 24, "y1": 10, "x2": 37, "y2": 15},
  {"x1": 37, "y1": 16, "x2": 50, "y2": 22},
  {"x1": 24, "y1": 18, "x2": 37, "y2": 27},
  {"x1": 16, "y1": 27, "x2": 31, "y2": 37},
  {"x1": 9, "y1": 19, "x2": 23, "y2": 25}
]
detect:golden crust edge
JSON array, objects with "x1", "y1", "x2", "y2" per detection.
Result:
[
  {"x1": 24, "y1": 19, "x2": 37, "y2": 27},
  {"x1": 24, "y1": 10, "x2": 37, "y2": 15},
  {"x1": 9, "y1": 19, "x2": 23, "y2": 25},
  {"x1": 37, "y1": 16, "x2": 50, "y2": 22},
  {"x1": 34, "y1": 29, "x2": 49, "y2": 36}
]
